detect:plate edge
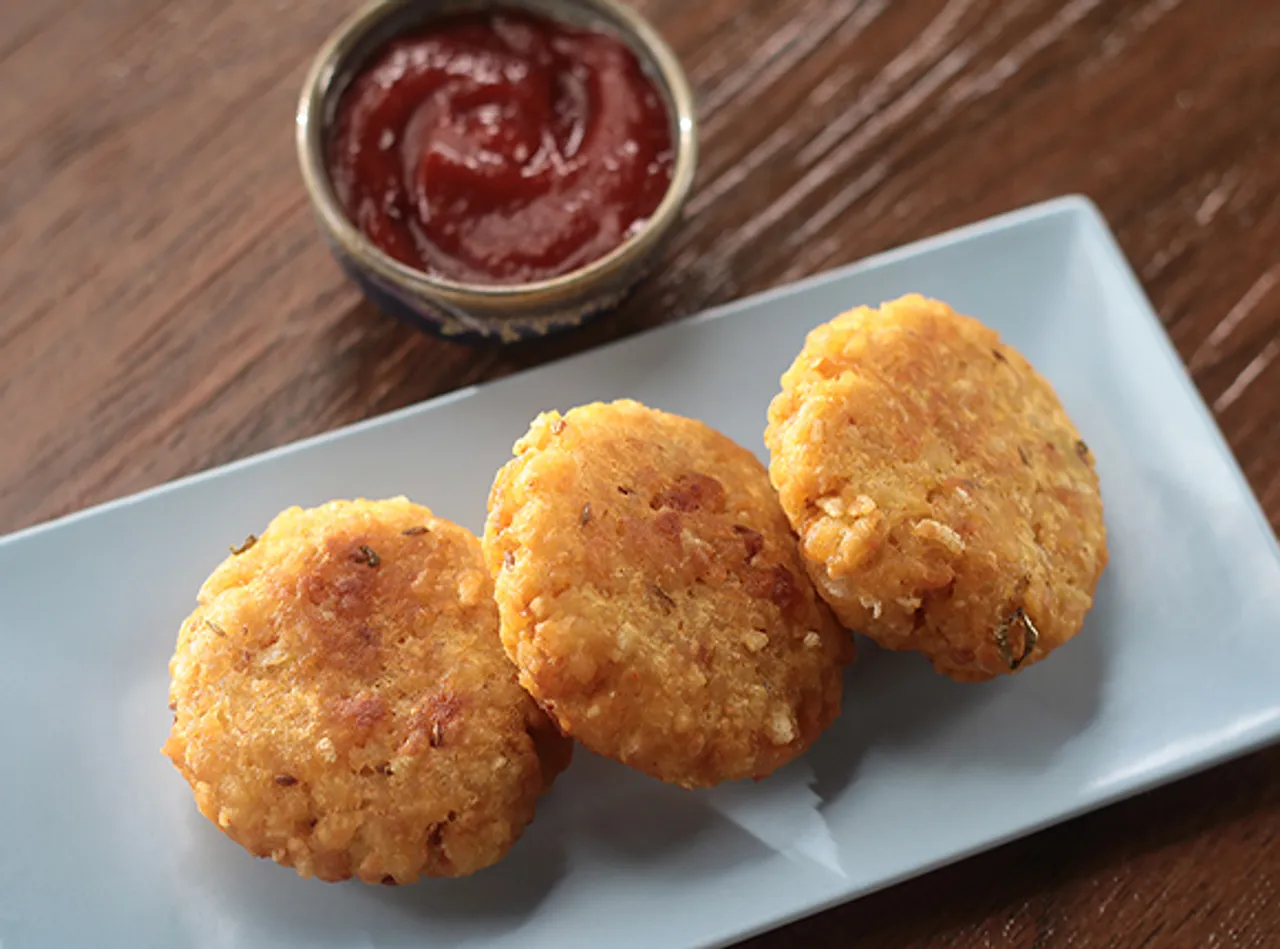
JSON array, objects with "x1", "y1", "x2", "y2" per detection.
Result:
[
  {"x1": 1067, "y1": 197, "x2": 1280, "y2": 562},
  {"x1": 0, "y1": 194, "x2": 1130, "y2": 548}
]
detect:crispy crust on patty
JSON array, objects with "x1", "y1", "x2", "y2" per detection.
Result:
[
  {"x1": 163, "y1": 498, "x2": 570, "y2": 883},
  {"x1": 484, "y1": 400, "x2": 851, "y2": 788},
  {"x1": 766, "y1": 295, "x2": 1108, "y2": 681}
]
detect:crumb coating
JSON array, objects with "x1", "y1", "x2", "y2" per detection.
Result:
[
  {"x1": 485, "y1": 400, "x2": 851, "y2": 788},
  {"x1": 766, "y1": 295, "x2": 1108, "y2": 681},
  {"x1": 163, "y1": 498, "x2": 571, "y2": 883}
]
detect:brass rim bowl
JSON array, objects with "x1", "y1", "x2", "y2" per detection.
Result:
[{"x1": 296, "y1": 0, "x2": 698, "y2": 344}]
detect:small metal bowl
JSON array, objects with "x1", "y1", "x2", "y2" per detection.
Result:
[{"x1": 296, "y1": 0, "x2": 697, "y2": 344}]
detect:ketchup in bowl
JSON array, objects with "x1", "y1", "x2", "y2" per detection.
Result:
[{"x1": 327, "y1": 10, "x2": 675, "y2": 286}]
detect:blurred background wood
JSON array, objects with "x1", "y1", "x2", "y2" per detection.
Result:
[{"x1": 2, "y1": 0, "x2": 1277, "y2": 945}]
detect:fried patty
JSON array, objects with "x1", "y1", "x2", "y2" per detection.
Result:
[
  {"x1": 484, "y1": 400, "x2": 851, "y2": 789},
  {"x1": 766, "y1": 295, "x2": 1108, "y2": 681},
  {"x1": 163, "y1": 497, "x2": 571, "y2": 883}
]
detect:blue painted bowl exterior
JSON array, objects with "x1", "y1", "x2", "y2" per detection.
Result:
[
  {"x1": 326, "y1": 237, "x2": 642, "y2": 345},
  {"x1": 297, "y1": 0, "x2": 697, "y2": 346}
]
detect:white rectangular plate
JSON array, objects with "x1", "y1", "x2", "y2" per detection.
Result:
[{"x1": 4, "y1": 196, "x2": 1279, "y2": 949}]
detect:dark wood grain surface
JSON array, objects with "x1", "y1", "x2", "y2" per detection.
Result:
[{"x1": 4, "y1": 0, "x2": 1278, "y2": 945}]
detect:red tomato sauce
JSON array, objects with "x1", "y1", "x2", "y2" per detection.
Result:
[{"x1": 327, "y1": 11, "x2": 674, "y2": 285}]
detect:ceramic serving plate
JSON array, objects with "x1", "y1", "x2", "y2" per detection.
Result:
[{"x1": 3, "y1": 196, "x2": 1279, "y2": 949}]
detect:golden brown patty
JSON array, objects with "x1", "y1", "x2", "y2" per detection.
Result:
[
  {"x1": 766, "y1": 295, "x2": 1108, "y2": 681},
  {"x1": 163, "y1": 498, "x2": 571, "y2": 884},
  {"x1": 483, "y1": 399, "x2": 851, "y2": 789}
]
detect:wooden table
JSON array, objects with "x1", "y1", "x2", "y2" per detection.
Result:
[{"x1": 4, "y1": 0, "x2": 1278, "y2": 944}]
